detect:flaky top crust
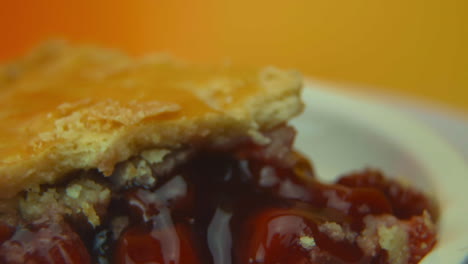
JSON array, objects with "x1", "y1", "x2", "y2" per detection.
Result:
[{"x1": 0, "y1": 41, "x2": 303, "y2": 198}]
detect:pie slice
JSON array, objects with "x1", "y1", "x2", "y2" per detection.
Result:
[{"x1": 0, "y1": 42, "x2": 437, "y2": 264}]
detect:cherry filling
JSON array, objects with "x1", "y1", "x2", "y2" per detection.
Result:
[
  {"x1": 0, "y1": 221, "x2": 91, "y2": 264},
  {"x1": 0, "y1": 126, "x2": 437, "y2": 264}
]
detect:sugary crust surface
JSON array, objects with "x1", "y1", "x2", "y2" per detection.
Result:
[{"x1": 0, "y1": 41, "x2": 303, "y2": 198}]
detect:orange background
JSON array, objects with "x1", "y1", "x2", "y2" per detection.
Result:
[{"x1": 1, "y1": 0, "x2": 467, "y2": 113}]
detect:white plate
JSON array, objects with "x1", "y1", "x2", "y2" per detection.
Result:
[{"x1": 292, "y1": 84, "x2": 468, "y2": 263}]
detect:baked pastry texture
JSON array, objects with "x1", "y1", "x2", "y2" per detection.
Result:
[
  {"x1": 0, "y1": 41, "x2": 303, "y2": 199},
  {"x1": 0, "y1": 42, "x2": 437, "y2": 264}
]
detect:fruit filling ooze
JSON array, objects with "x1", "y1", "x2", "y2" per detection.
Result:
[{"x1": 0, "y1": 125, "x2": 438, "y2": 264}]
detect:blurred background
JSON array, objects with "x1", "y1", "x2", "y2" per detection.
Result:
[{"x1": 0, "y1": 0, "x2": 467, "y2": 113}]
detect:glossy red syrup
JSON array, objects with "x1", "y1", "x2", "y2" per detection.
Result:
[{"x1": 0, "y1": 126, "x2": 437, "y2": 264}]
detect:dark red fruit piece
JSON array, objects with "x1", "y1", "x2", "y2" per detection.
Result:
[
  {"x1": 249, "y1": 162, "x2": 393, "y2": 225},
  {"x1": 0, "y1": 221, "x2": 91, "y2": 264},
  {"x1": 235, "y1": 125, "x2": 298, "y2": 168},
  {"x1": 406, "y1": 213, "x2": 437, "y2": 264},
  {"x1": 249, "y1": 154, "x2": 315, "y2": 189},
  {"x1": 124, "y1": 175, "x2": 194, "y2": 223},
  {"x1": 337, "y1": 170, "x2": 438, "y2": 220},
  {"x1": 0, "y1": 224, "x2": 14, "y2": 245},
  {"x1": 308, "y1": 182, "x2": 394, "y2": 221},
  {"x1": 115, "y1": 223, "x2": 200, "y2": 264},
  {"x1": 241, "y1": 208, "x2": 363, "y2": 264}
]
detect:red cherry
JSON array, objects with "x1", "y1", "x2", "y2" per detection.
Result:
[
  {"x1": 115, "y1": 223, "x2": 200, "y2": 264},
  {"x1": 0, "y1": 221, "x2": 91, "y2": 264},
  {"x1": 241, "y1": 208, "x2": 363, "y2": 264},
  {"x1": 247, "y1": 162, "x2": 392, "y2": 225},
  {"x1": 337, "y1": 170, "x2": 438, "y2": 220},
  {"x1": 0, "y1": 224, "x2": 13, "y2": 245},
  {"x1": 234, "y1": 125, "x2": 299, "y2": 168},
  {"x1": 406, "y1": 214, "x2": 437, "y2": 264},
  {"x1": 306, "y1": 182, "x2": 394, "y2": 221},
  {"x1": 124, "y1": 176, "x2": 195, "y2": 223}
]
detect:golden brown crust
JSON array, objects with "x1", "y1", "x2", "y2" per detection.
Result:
[{"x1": 0, "y1": 41, "x2": 303, "y2": 199}]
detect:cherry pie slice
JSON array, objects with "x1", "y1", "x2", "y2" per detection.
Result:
[{"x1": 0, "y1": 42, "x2": 437, "y2": 264}]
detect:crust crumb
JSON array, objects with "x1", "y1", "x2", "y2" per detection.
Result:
[
  {"x1": 357, "y1": 215, "x2": 409, "y2": 264},
  {"x1": 318, "y1": 221, "x2": 357, "y2": 242},
  {"x1": 299, "y1": 236, "x2": 316, "y2": 249},
  {"x1": 20, "y1": 178, "x2": 111, "y2": 227}
]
